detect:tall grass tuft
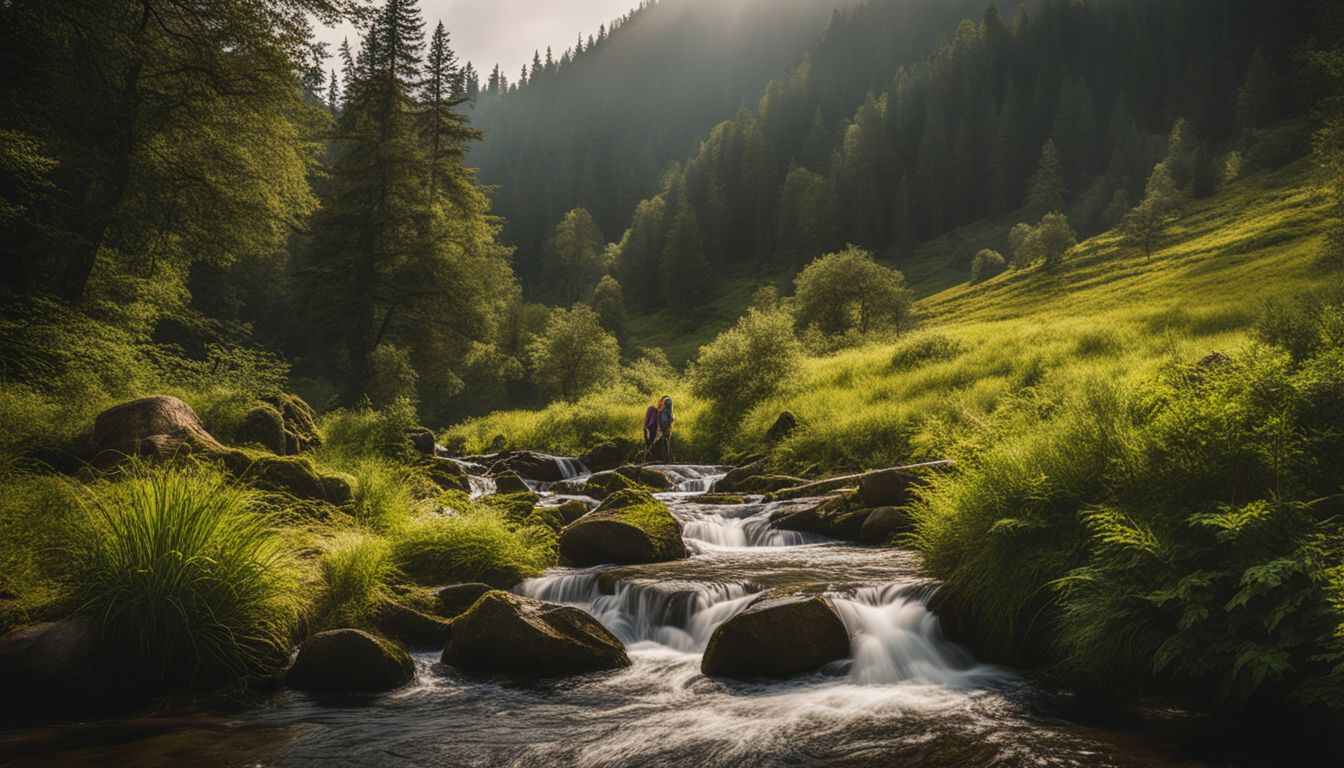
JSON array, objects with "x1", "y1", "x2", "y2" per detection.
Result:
[
  {"x1": 348, "y1": 457, "x2": 423, "y2": 531},
  {"x1": 68, "y1": 462, "x2": 301, "y2": 691},
  {"x1": 391, "y1": 509, "x2": 554, "y2": 586},
  {"x1": 317, "y1": 532, "x2": 398, "y2": 628}
]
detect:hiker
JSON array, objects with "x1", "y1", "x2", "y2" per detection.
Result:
[{"x1": 642, "y1": 395, "x2": 675, "y2": 462}]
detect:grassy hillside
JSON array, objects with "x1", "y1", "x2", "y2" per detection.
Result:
[{"x1": 451, "y1": 159, "x2": 1336, "y2": 463}]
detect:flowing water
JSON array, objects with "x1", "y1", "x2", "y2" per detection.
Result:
[{"x1": 0, "y1": 465, "x2": 1319, "y2": 767}]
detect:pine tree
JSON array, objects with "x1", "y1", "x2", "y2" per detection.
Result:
[
  {"x1": 1121, "y1": 162, "x2": 1179, "y2": 259},
  {"x1": 660, "y1": 200, "x2": 711, "y2": 310},
  {"x1": 1025, "y1": 139, "x2": 1068, "y2": 218},
  {"x1": 327, "y1": 69, "x2": 340, "y2": 114},
  {"x1": 421, "y1": 21, "x2": 478, "y2": 205}
]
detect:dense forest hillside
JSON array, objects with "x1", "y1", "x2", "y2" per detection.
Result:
[
  {"x1": 591, "y1": 0, "x2": 1325, "y2": 339},
  {"x1": 467, "y1": 0, "x2": 1006, "y2": 294}
]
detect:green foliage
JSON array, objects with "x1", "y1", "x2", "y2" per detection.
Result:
[
  {"x1": 1025, "y1": 139, "x2": 1068, "y2": 219},
  {"x1": 1121, "y1": 162, "x2": 1181, "y2": 258},
  {"x1": 316, "y1": 532, "x2": 398, "y2": 628},
  {"x1": 348, "y1": 458, "x2": 425, "y2": 532},
  {"x1": 793, "y1": 246, "x2": 914, "y2": 336},
  {"x1": 1313, "y1": 44, "x2": 1344, "y2": 264},
  {"x1": 365, "y1": 344, "x2": 420, "y2": 409},
  {"x1": 970, "y1": 249, "x2": 1006, "y2": 284},
  {"x1": 318, "y1": 398, "x2": 420, "y2": 463},
  {"x1": 391, "y1": 509, "x2": 553, "y2": 586},
  {"x1": 67, "y1": 463, "x2": 301, "y2": 691},
  {"x1": 1010, "y1": 213, "x2": 1077, "y2": 269},
  {"x1": 527, "y1": 304, "x2": 621, "y2": 402},
  {"x1": 546, "y1": 209, "x2": 608, "y2": 304},
  {"x1": 0, "y1": 464, "x2": 81, "y2": 633},
  {"x1": 690, "y1": 307, "x2": 801, "y2": 427},
  {"x1": 591, "y1": 275, "x2": 628, "y2": 343}
]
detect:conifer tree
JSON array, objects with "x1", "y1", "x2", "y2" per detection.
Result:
[
  {"x1": 660, "y1": 200, "x2": 711, "y2": 311},
  {"x1": 1025, "y1": 139, "x2": 1068, "y2": 218}
]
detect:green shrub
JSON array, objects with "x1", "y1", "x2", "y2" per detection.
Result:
[
  {"x1": 318, "y1": 397, "x2": 419, "y2": 463},
  {"x1": 890, "y1": 333, "x2": 965, "y2": 371},
  {"x1": 690, "y1": 307, "x2": 801, "y2": 427},
  {"x1": 0, "y1": 464, "x2": 80, "y2": 632},
  {"x1": 793, "y1": 246, "x2": 914, "y2": 336},
  {"x1": 970, "y1": 249, "x2": 1006, "y2": 284},
  {"x1": 67, "y1": 463, "x2": 300, "y2": 691},
  {"x1": 391, "y1": 509, "x2": 554, "y2": 586},
  {"x1": 317, "y1": 532, "x2": 397, "y2": 628},
  {"x1": 348, "y1": 457, "x2": 425, "y2": 531}
]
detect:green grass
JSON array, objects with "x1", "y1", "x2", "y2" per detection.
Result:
[
  {"x1": 390, "y1": 509, "x2": 555, "y2": 586},
  {"x1": 67, "y1": 462, "x2": 302, "y2": 691},
  {"x1": 316, "y1": 532, "x2": 398, "y2": 628}
]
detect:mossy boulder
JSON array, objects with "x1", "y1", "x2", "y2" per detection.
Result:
[
  {"x1": 580, "y1": 438, "x2": 638, "y2": 472},
  {"x1": 435, "y1": 582, "x2": 494, "y2": 618},
  {"x1": 693, "y1": 493, "x2": 748, "y2": 506},
  {"x1": 583, "y1": 464, "x2": 673, "y2": 498},
  {"x1": 558, "y1": 489, "x2": 686, "y2": 565},
  {"x1": 222, "y1": 451, "x2": 353, "y2": 505},
  {"x1": 408, "y1": 426, "x2": 437, "y2": 455},
  {"x1": 491, "y1": 469, "x2": 532, "y2": 494},
  {"x1": 422, "y1": 456, "x2": 470, "y2": 493},
  {"x1": 373, "y1": 598, "x2": 454, "y2": 647},
  {"x1": 284, "y1": 629, "x2": 414, "y2": 692},
  {"x1": 479, "y1": 491, "x2": 541, "y2": 523},
  {"x1": 763, "y1": 411, "x2": 798, "y2": 445},
  {"x1": 770, "y1": 493, "x2": 868, "y2": 540},
  {"x1": 856, "y1": 461, "x2": 953, "y2": 508},
  {"x1": 441, "y1": 591, "x2": 629, "y2": 676},
  {"x1": 92, "y1": 395, "x2": 225, "y2": 462},
  {"x1": 238, "y1": 404, "x2": 286, "y2": 454},
  {"x1": 701, "y1": 596, "x2": 850, "y2": 678},
  {"x1": 268, "y1": 393, "x2": 322, "y2": 454},
  {"x1": 714, "y1": 460, "x2": 806, "y2": 494}
]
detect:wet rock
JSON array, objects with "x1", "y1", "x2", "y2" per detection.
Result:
[
  {"x1": 442, "y1": 591, "x2": 629, "y2": 676},
  {"x1": 285, "y1": 629, "x2": 414, "y2": 693},
  {"x1": 238, "y1": 404, "x2": 286, "y2": 454},
  {"x1": 856, "y1": 461, "x2": 953, "y2": 508},
  {"x1": 583, "y1": 468, "x2": 650, "y2": 499},
  {"x1": 858, "y1": 506, "x2": 911, "y2": 544},
  {"x1": 436, "y1": 583, "x2": 494, "y2": 618},
  {"x1": 408, "y1": 426, "x2": 437, "y2": 455},
  {"x1": 373, "y1": 598, "x2": 454, "y2": 647},
  {"x1": 701, "y1": 596, "x2": 850, "y2": 678},
  {"x1": 581, "y1": 438, "x2": 638, "y2": 472},
  {"x1": 763, "y1": 411, "x2": 798, "y2": 445},
  {"x1": 0, "y1": 616, "x2": 98, "y2": 694},
  {"x1": 714, "y1": 460, "x2": 807, "y2": 494},
  {"x1": 771, "y1": 493, "x2": 869, "y2": 540},
  {"x1": 422, "y1": 456, "x2": 470, "y2": 493},
  {"x1": 470, "y1": 451, "x2": 583, "y2": 483},
  {"x1": 479, "y1": 491, "x2": 542, "y2": 522},
  {"x1": 92, "y1": 395, "x2": 225, "y2": 462},
  {"x1": 525, "y1": 500, "x2": 592, "y2": 533},
  {"x1": 491, "y1": 469, "x2": 532, "y2": 494},
  {"x1": 558, "y1": 489, "x2": 687, "y2": 565}
]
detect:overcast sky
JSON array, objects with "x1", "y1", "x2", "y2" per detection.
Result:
[{"x1": 316, "y1": 0, "x2": 642, "y2": 78}]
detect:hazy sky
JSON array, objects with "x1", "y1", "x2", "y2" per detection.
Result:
[{"x1": 316, "y1": 0, "x2": 642, "y2": 78}]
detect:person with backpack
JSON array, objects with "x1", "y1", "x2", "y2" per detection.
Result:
[{"x1": 642, "y1": 395, "x2": 675, "y2": 462}]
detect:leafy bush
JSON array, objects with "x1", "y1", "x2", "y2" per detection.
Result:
[
  {"x1": 365, "y1": 343, "x2": 419, "y2": 409},
  {"x1": 970, "y1": 249, "x2": 1006, "y2": 284},
  {"x1": 690, "y1": 307, "x2": 801, "y2": 427},
  {"x1": 318, "y1": 397, "x2": 419, "y2": 463},
  {"x1": 890, "y1": 333, "x2": 965, "y2": 371},
  {"x1": 67, "y1": 463, "x2": 301, "y2": 691},
  {"x1": 527, "y1": 303, "x2": 621, "y2": 401},
  {"x1": 391, "y1": 509, "x2": 554, "y2": 586},
  {"x1": 793, "y1": 245, "x2": 913, "y2": 336}
]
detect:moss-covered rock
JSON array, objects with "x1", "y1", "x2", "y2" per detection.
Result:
[
  {"x1": 268, "y1": 393, "x2": 322, "y2": 455},
  {"x1": 421, "y1": 456, "x2": 470, "y2": 493},
  {"x1": 441, "y1": 591, "x2": 629, "y2": 676},
  {"x1": 372, "y1": 598, "x2": 454, "y2": 647},
  {"x1": 435, "y1": 582, "x2": 494, "y2": 618},
  {"x1": 238, "y1": 404, "x2": 286, "y2": 454},
  {"x1": 284, "y1": 629, "x2": 414, "y2": 692},
  {"x1": 701, "y1": 596, "x2": 849, "y2": 678},
  {"x1": 221, "y1": 451, "x2": 353, "y2": 505},
  {"x1": 693, "y1": 493, "x2": 748, "y2": 506},
  {"x1": 479, "y1": 491, "x2": 542, "y2": 523},
  {"x1": 491, "y1": 469, "x2": 532, "y2": 494},
  {"x1": 558, "y1": 489, "x2": 686, "y2": 565},
  {"x1": 580, "y1": 438, "x2": 638, "y2": 472}
]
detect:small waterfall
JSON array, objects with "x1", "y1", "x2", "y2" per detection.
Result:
[
  {"x1": 647, "y1": 465, "x2": 731, "y2": 493},
  {"x1": 517, "y1": 572, "x2": 759, "y2": 652},
  {"x1": 681, "y1": 510, "x2": 819, "y2": 548},
  {"x1": 556, "y1": 456, "x2": 589, "y2": 480},
  {"x1": 467, "y1": 474, "x2": 496, "y2": 499},
  {"x1": 831, "y1": 584, "x2": 997, "y2": 687}
]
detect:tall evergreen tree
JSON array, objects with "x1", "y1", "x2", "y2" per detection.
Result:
[
  {"x1": 1025, "y1": 139, "x2": 1068, "y2": 218},
  {"x1": 660, "y1": 200, "x2": 711, "y2": 311}
]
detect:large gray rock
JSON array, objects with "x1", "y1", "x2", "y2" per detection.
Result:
[
  {"x1": 0, "y1": 616, "x2": 98, "y2": 694},
  {"x1": 558, "y1": 490, "x2": 687, "y2": 565},
  {"x1": 92, "y1": 395, "x2": 225, "y2": 461},
  {"x1": 858, "y1": 506, "x2": 911, "y2": 544},
  {"x1": 373, "y1": 599, "x2": 455, "y2": 647},
  {"x1": 701, "y1": 596, "x2": 850, "y2": 678},
  {"x1": 856, "y1": 461, "x2": 953, "y2": 508},
  {"x1": 441, "y1": 591, "x2": 629, "y2": 676},
  {"x1": 285, "y1": 629, "x2": 414, "y2": 692},
  {"x1": 770, "y1": 493, "x2": 869, "y2": 540},
  {"x1": 466, "y1": 451, "x2": 583, "y2": 483}
]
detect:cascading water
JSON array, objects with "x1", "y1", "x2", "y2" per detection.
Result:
[{"x1": 13, "y1": 461, "x2": 1219, "y2": 767}]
